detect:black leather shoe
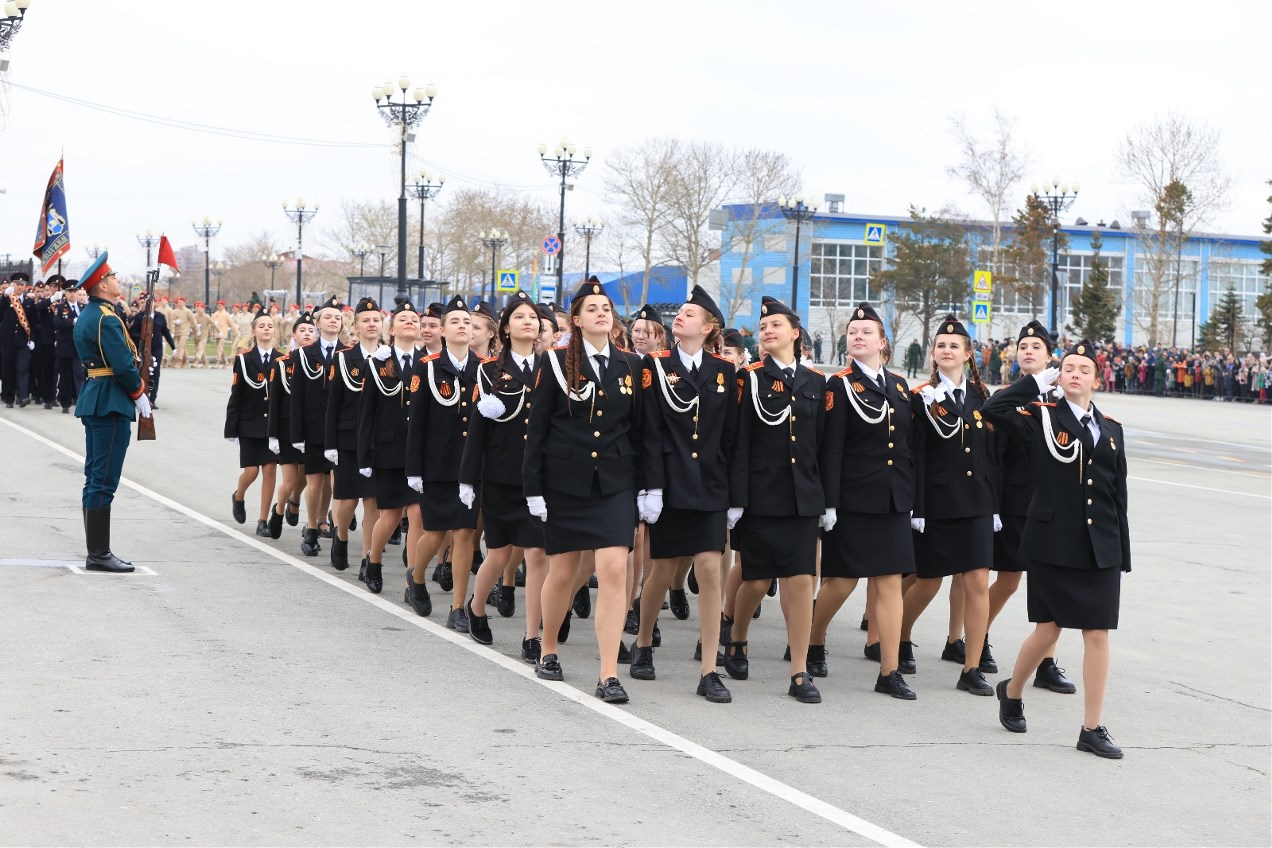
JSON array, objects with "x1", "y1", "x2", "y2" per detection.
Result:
[
  {"x1": 788, "y1": 672, "x2": 822, "y2": 703},
  {"x1": 317, "y1": 518, "x2": 333, "y2": 539},
  {"x1": 387, "y1": 525, "x2": 401, "y2": 546},
  {"x1": 487, "y1": 580, "x2": 501, "y2": 607},
  {"x1": 471, "y1": 546, "x2": 484, "y2": 572},
  {"x1": 595, "y1": 677, "x2": 629, "y2": 704},
  {"x1": 719, "y1": 615, "x2": 733, "y2": 650},
  {"x1": 496, "y1": 585, "x2": 515, "y2": 618},
  {"x1": 669, "y1": 589, "x2": 690, "y2": 621},
  {"x1": 268, "y1": 506, "x2": 284, "y2": 539},
  {"x1": 617, "y1": 640, "x2": 632, "y2": 664},
  {"x1": 752, "y1": 603, "x2": 761, "y2": 619},
  {"x1": 957, "y1": 667, "x2": 993, "y2": 696},
  {"x1": 348, "y1": 514, "x2": 357, "y2": 532},
  {"x1": 85, "y1": 551, "x2": 135, "y2": 573},
  {"x1": 43, "y1": 401, "x2": 52, "y2": 410},
  {"x1": 467, "y1": 599, "x2": 493, "y2": 645},
  {"x1": 358, "y1": 557, "x2": 367, "y2": 582},
  {"x1": 255, "y1": 519, "x2": 270, "y2": 537},
  {"x1": 572, "y1": 585, "x2": 591, "y2": 619},
  {"x1": 557, "y1": 611, "x2": 572, "y2": 644},
  {"x1": 979, "y1": 636, "x2": 998, "y2": 674},
  {"x1": 365, "y1": 561, "x2": 383, "y2": 594},
  {"x1": 767, "y1": 578, "x2": 778, "y2": 597},
  {"x1": 300, "y1": 528, "x2": 320, "y2": 557},
  {"x1": 447, "y1": 607, "x2": 469, "y2": 633},
  {"x1": 521, "y1": 637, "x2": 541, "y2": 664},
  {"x1": 624, "y1": 603, "x2": 639, "y2": 635},
  {"x1": 630, "y1": 645, "x2": 656, "y2": 680},
  {"x1": 436, "y1": 562, "x2": 453, "y2": 592},
  {"x1": 876, "y1": 669, "x2": 917, "y2": 700},
  {"x1": 1034, "y1": 657, "x2": 1077, "y2": 694},
  {"x1": 783, "y1": 645, "x2": 791, "y2": 661},
  {"x1": 723, "y1": 641, "x2": 749, "y2": 680},
  {"x1": 3, "y1": 401, "x2": 12, "y2": 408},
  {"x1": 284, "y1": 500, "x2": 300, "y2": 527},
  {"x1": 686, "y1": 564, "x2": 698, "y2": 595},
  {"x1": 899, "y1": 640, "x2": 917, "y2": 674},
  {"x1": 514, "y1": 561, "x2": 526, "y2": 587},
  {"x1": 405, "y1": 573, "x2": 431, "y2": 617},
  {"x1": 941, "y1": 637, "x2": 966, "y2": 665},
  {"x1": 860, "y1": 615, "x2": 869, "y2": 631},
  {"x1": 694, "y1": 640, "x2": 725, "y2": 666},
  {"x1": 62, "y1": 406, "x2": 70, "y2": 413},
  {"x1": 588, "y1": 574, "x2": 598, "y2": 589},
  {"x1": 807, "y1": 644, "x2": 829, "y2": 678},
  {"x1": 863, "y1": 641, "x2": 881, "y2": 662},
  {"x1": 652, "y1": 623, "x2": 661, "y2": 648},
  {"x1": 697, "y1": 671, "x2": 732, "y2": 703},
  {"x1": 231, "y1": 493, "x2": 246, "y2": 524},
  {"x1": 996, "y1": 679, "x2": 1026, "y2": 732},
  {"x1": 330, "y1": 538, "x2": 350, "y2": 571},
  {"x1": 536, "y1": 653, "x2": 564, "y2": 681},
  {"x1": 1077, "y1": 725, "x2": 1123, "y2": 759}
]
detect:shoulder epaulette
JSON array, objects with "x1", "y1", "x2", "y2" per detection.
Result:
[
  {"x1": 650, "y1": 350, "x2": 671, "y2": 358},
  {"x1": 423, "y1": 352, "x2": 441, "y2": 362},
  {"x1": 1103, "y1": 414, "x2": 1121, "y2": 424},
  {"x1": 480, "y1": 355, "x2": 498, "y2": 364},
  {"x1": 804, "y1": 366, "x2": 824, "y2": 376},
  {"x1": 337, "y1": 344, "x2": 354, "y2": 353},
  {"x1": 744, "y1": 362, "x2": 765, "y2": 372},
  {"x1": 710, "y1": 352, "x2": 731, "y2": 362},
  {"x1": 834, "y1": 367, "x2": 853, "y2": 378},
  {"x1": 911, "y1": 385, "x2": 928, "y2": 395},
  {"x1": 550, "y1": 344, "x2": 567, "y2": 351},
  {"x1": 1034, "y1": 401, "x2": 1057, "y2": 407},
  {"x1": 1016, "y1": 408, "x2": 1033, "y2": 417}
]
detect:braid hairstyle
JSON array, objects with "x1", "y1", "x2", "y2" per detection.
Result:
[
  {"x1": 925, "y1": 335, "x2": 987, "y2": 397},
  {"x1": 565, "y1": 292, "x2": 617, "y2": 413},
  {"x1": 966, "y1": 350, "x2": 989, "y2": 399},
  {"x1": 703, "y1": 313, "x2": 724, "y2": 355}
]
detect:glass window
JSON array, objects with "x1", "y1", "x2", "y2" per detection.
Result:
[
  {"x1": 762, "y1": 266, "x2": 786, "y2": 286},
  {"x1": 763, "y1": 235, "x2": 788, "y2": 254},
  {"x1": 808, "y1": 242, "x2": 883, "y2": 308},
  {"x1": 1209, "y1": 260, "x2": 1268, "y2": 316}
]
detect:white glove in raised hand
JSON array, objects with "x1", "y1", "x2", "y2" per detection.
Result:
[
  {"x1": 819, "y1": 507, "x2": 838, "y2": 532},
  {"x1": 527, "y1": 496, "x2": 548, "y2": 522},
  {"x1": 727, "y1": 507, "x2": 744, "y2": 530},
  {"x1": 293, "y1": 442, "x2": 305, "y2": 453},
  {"x1": 910, "y1": 517, "x2": 925, "y2": 533},
  {"x1": 51, "y1": 291, "x2": 63, "y2": 302},
  {"x1": 476, "y1": 393, "x2": 507, "y2": 420},
  {"x1": 371, "y1": 344, "x2": 392, "y2": 361},
  {"x1": 1035, "y1": 367, "x2": 1060, "y2": 392},
  {"x1": 359, "y1": 467, "x2": 372, "y2": 478},
  {"x1": 135, "y1": 394, "x2": 153, "y2": 417},
  {"x1": 324, "y1": 449, "x2": 339, "y2": 465},
  {"x1": 26, "y1": 340, "x2": 35, "y2": 351},
  {"x1": 407, "y1": 476, "x2": 423, "y2": 493},
  {"x1": 993, "y1": 513, "x2": 1003, "y2": 533},
  {"x1": 458, "y1": 483, "x2": 475, "y2": 508},
  {"x1": 643, "y1": 489, "x2": 663, "y2": 524},
  {"x1": 3, "y1": 286, "x2": 13, "y2": 296},
  {"x1": 268, "y1": 437, "x2": 280, "y2": 454}
]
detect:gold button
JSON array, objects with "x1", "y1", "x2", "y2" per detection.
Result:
[
  {"x1": 526, "y1": 403, "x2": 532, "y2": 408},
  {"x1": 593, "y1": 431, "x2": 600, "y2": 437},
  {"x1": 976, "y1": 421, "x2": 983, "y2": 429},
  {"x1": 1087, "y1": 518, "x2": 1093, "y2": 525},
  {"x1": 887, "y1": 442, "x2": 893, "y2": 449},
  {"x1": 462, "y1": 416, "x2": 468, "y2": 422},
  {"x1": 597, "y1": 410, "x2": 604, "y2": 417},
  {"x1": 889, "y1": 425, "x2": 895, "y2": 432},
  {"x1": 1087, "y1": 499, "x2": 1093, "y2": 505},
  {"x1": 889, "y1": 406, "x2": 895, "y2": 414},
  {"x1": 461, "y1": 431, "x2": 467, "y2": 437},
  {"x1": 523, "y1": 434, "x2": 528, "y2": 440},
  {"x1": 887, "y1": 459, "x2": 893, "y2": 466},
  {"x1": 461, "y1": 402, "x2": 467, "y2": 407},
  {"x1": 691, "y1": 452, "x2": 698, "y2": 459},
  {"x1": 964, "y1": 424, "x2": 970, "y2": 430},
  {"x1": 1088, "y1": 459, "x2": 1093, "y2": 466},
  {"x1": 691, "y1": 433, "x2": 698, "y2": 440},
  {"x1": 692, "y1": 415, "x2": 699, "y2": 423},
  {"x1": 264, "y1": 413, "x2": 268, "y2": 417},
  {"x1": 791, "y1": 436, "x2": 797, "y2": 442},
  {"x1": 964, "y1": 447, "x2": 971, "y2": 453},
  {"x1": 524, "y1": 418, "x2": 529, "y2": 424},
  {"x1": 598, "y1": 390, "x2": 605, "y2": 397},
  {"x1": 1087, "y1": 479, "x2": 1093, "y2": 485},
  {"x1": 966, "y1": 470, "x2": 973, "y2": 477},
  {"x1": 791, "y1": 458, "x2": 796, "y2": 464},
  {"x1": 591, "y1": 451, "x2": 598, "y2": 458}
]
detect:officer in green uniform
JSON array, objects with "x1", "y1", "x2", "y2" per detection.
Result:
[{"x1": 71, "y1": 252, "x2": 151, "y2": 573}]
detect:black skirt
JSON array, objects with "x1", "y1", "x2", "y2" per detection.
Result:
[
  {"x1": 303, "y1": 443, "x2": 332, "y2": 476},
  {"x1": 333, "y1": 449, "x2": 374, "y2": 500},
  {"x1": 373, "y1": 467, "x2": 414, "y2": 510},
  {"x1": 821, "y1": 510, "x2": 914, "y2": 578},
  {"x1": 419, "y1": 480, "x2": 479, "y2": 531},
  {"x1": 482, "y1": 480, "x2": 544, "y2": 550},
  {"x1": 1027, "y1": 559, "x2": 1121, "y2": 630},
  {"x1": 238, "y1": 436, "x2": 278, "y2": 469},
  {"x1": 735, "y1": 514, "x2": 818, "y2": 581},
  {"x1": 993, "y1": 513, "x2": 1028, "y2": 572},
  {"x1": 915, "y1": 515, "x2": 994, "y2": 578},
  {"x1": 276, "y1": 436, "x2": 304, "y2": 465},
  {"x1": 542, "y1": 485, "x2": 636, "y2": 556},
  {"x1": 648, "y1": 507, "x2": 727, "y2": 559}
]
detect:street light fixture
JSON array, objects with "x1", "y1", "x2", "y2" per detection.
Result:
[
  {"x1": 409, "y1": 168, "x2": 446, "y2": 281},
  {"x1": 375, "y1": 244, "x2": 393, "y2": 278},
  {"x1": 192, "y1": 216, "x2": 222, "y2": 308},
  {"x1": 778, "y1": 194, "x2": 819, "y2": 309},
  {"x1": 262, "y1": 253, "x2": 283, "y2": 289},
  {"x1": 282, "y1": 199, "x2": 319, "y2": 309},
  {"x1": 136, "y1": 230, "x2": 159, "y2": 268},
  {"x1": 0, "y1": 0, "x2": 32, "y2": 51},
  {"x1": 539, "y1": 138, "x2": 592, "y2": 295},
  {"x1": 573, "y1": 216, "x2": 604, "y2": 282},
  {"x1": 372, "y1": 74, "x2": 438, "y2": 306},
  {"x1": 1028, "y1": 179, "x2": 1080, "y2": 333},
  {"x1": 85, "y1": 242, "x2": 105, "y2": 260},
  {"x1": 479, "y1": 229, "x2": 509, "y2": 304}
]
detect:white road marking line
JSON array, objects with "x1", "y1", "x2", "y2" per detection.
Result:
[
  {"x1": 1134, "y1": 457, "x2": 1270, "y2": 479},
  {"x1": 1122, "y1": 427, "x2": 1267, "y2": 451},
  {"x1": 1129, "y1": 475, "x2": 1272, "y2": 500},
  {"x1": 0, "y1": 415, "x2": 921, "y2": 848},
  {"x1": 66, "y1": 564, "x2": 159, "y2": 576}
]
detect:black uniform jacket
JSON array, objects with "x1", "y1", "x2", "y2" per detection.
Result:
[
  {"x1": 522, "y1": 345, "x2": 644, "y2": 499},
  {"x1": 459, "y1": 354, "x2": 538, "y2": 488},
  {"x1": 31, "y1": 298, "x2": 54, "y2": 346},
  {"x1": 639, "y1": 346, "x2": 736, "y2": 512},
  {"x1": 821, "y1": 362, "x2": 916, "y2": 514},
  {"x1": 909, "y1": 380, "x2": 998, "y2": 520},
  {"x1": 127, "y1": 310, "x2": 175, "y2": 358},
  {"x1": 289, "y1": 341, "x2": 332, "y2": 445},
  {"x1": 729, "y1": 356, "x2": 829, "y2": 517},
  {"x1": 268, "y1": 351, "x2": 296, "y2": 442},
  {"x1": 0, "y1": 294, "x2": 33, "y2": 345},
  {"x1": 995, "y1": 384, "x2": 1060, "y2": 517},
  {"x1": 53, "y1": 300, "x2": 80, "y2": 358},
  {"x1": 982, "y1": 376, "x2": 1131, "y2": 572},
  {"x1": 405, "y1": 350, "x2": 481, "y2": 482},
  {"x1": 325, "y1": 345, "x2": 370, "y2": 452},
  {"x1": 224, "y1": 348, "x2": 275, "y2": 439},
  {"x1": 358, "y1": 347, "x2": 419, "y2": 470}
]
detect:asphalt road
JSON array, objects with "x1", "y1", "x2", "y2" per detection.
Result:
[{"x1": 1, "y1": 367, "x2": 1268, "y2": 847}]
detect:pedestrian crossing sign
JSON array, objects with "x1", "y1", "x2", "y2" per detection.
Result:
[
  {"x1": 972, "y1": 301, "x2": 991, "y2": 324},
  {"x1": 497, "y1": 270, "x2": 519, "y2": 292},
  {"x1": 864, "y1": 223, "x2": 886, "y2": 245}
]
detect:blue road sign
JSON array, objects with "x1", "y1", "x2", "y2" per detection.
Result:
[
  {"x1": 497, "y1": 270, "x2": 519, "y2": 292},
  {"x1": 542, "y1": 236, "x2": 561, "y2": 255}
]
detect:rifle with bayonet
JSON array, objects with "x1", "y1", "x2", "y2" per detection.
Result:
[{"x1": 136, "y1": 267, "x2": 158, "y2": 441}]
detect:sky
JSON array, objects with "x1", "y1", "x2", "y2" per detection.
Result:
[{"x1": 0, "y1": 0, "x2": 1266, "y2": 283}]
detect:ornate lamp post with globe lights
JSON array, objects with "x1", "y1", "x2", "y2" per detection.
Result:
[
  {"x1": 574, "y1": 216, "x2": 604, "y2": 282},
  {"x1": 192, "y1": 217, "x2": 222, "y2": 308},
  {"x1": 1029, "y1": 179, "x2": 1080, "y2": 333},
  {"x1": 778, "y1": 195, "x2": 818, "y2": 309},
  {"x1": 409, "y1": 169, "x2": 445, "y2": 281},
  {"x1": 539, "y1": 139, "x2": 591, "y2": 294},
  {"x1": 283, "y1": 200, "x2": 318, "y2": 308}
]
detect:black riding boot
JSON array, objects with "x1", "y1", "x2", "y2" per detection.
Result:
[{"x1": 84, "y1": 506, "x2": 134, "y2": 573}]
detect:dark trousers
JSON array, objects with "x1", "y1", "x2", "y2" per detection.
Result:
[
  {"x1": 32, "y1": 344, "x2": 56, "y2": 402},
  {"x1": 56, "y1": 355, "x2": 80, "y2": 408},
  {"x1": 148, "y1": 362, "x2": 162, "y2": 403},
  {"x1": 82, "y1": 413, "x2": 132, "y2": 509},
  {"x1": 0, "y1": 343, "x2": 30, "y2": 402}
]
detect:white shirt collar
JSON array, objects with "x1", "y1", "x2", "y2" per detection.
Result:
[
  {"x1": 855, "y1": 360, "x2": 882, "y2": 382},
  {"x1": 511, "y1": 350, "x2": 533, "y2": 369},
  {"x1": 677, "y1": 346, "x2": 703, "y2": 370},
  {"x1": 582, "y1": 338, "x2": 612, "y2": 361},
  {"x1": 359, "y1": 343, "x2": 378, "y2": 358},
  {"x1": 256, "y1": 347, "x2": 273, "y2": 359},
  {"x1": 939, "y1": 372, "x2": 967, "y2": 395},
  {"x1": 448, "y1": 350, "x2": 469, "y2": 372},
  {"x1": 394, "y1": 345, "x2": 415, "y2": 361},
  {"x1": 1067, "y1": 399, "x2": 1095, "y2": 424},
  {"x1": 769, "y1": 355, "x2": 795, "y2": 373}
]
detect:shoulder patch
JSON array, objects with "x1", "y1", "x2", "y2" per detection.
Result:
[
  {"x1": 480, "y1": 355, "x2": 498, "y2": 364},
  {"x1": 710, "y1": 352, "x2": 732, "y2": 362},
  {"x1": 744, "y1": 361, "x2": 765, "y2": 372},
  {"x1": 650, "y1": 350, "x2": 671, "y2": 358},
  {"x1": 804, "y1": 366, "x2": 824, "y2": 376},
  {"x1": 550, "y1": 344, "x2": 567, "y2": 351},
  {"x1": 834, "y1": 367, "x2": 853, "y2": 378},
  {"x1": 1103, "y1": 414, "x2": 1121, "y2": 424},
  {"x1": 1037, "y1": 402, "x2": 1057, "y2": 407},
  {"x1": 423, "y1": 352, "x2": 441, "y2": 362},
  {"x1": 1016, "y1": 408, "x2": 1032, "y2": 417}
]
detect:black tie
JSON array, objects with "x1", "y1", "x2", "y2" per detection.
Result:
[
  {"x1": 783, "y1": 367, "x2": 795, "y2": 383},
  {"x1": 876, "y1": 373, "x2": 886, "y2": 393},
  {"x1": 690, "y1": 361, "x2": 699, "y2": 381},
  {"x1": 594, "y1": 354, "x2": 607, "y2": 383},
  {"x1": 323, "y1": 344, "x2": 333, "y2": 366},
  {"x1": 1079, "y1": 413, "x2": 1095, "y2": 454},
  {"x1": 522, "y1": 359, "x2": 533, "y2": 385},
  {"x1": 262, "y1": 351, "x2": 269, "y2": 365},
  {"x1": 402, "y1": 353, "x2": 411, "y2": 373},
  {"x1": 952, "y1": 387, "x2": 965, "y2": 413}
]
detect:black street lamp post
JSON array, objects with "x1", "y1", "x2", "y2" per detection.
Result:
[
  {"x1": 480, "y1": 230, "x2": 508, "y2": 304},
  {"x1": 282, "y1": 199, "x2": 319, "y2": 308},
  {"x1": 539, "y1": 139, "x2": 592, "y2": 293},
  {"x1": 85, "y1": 242, "x2": 104, "y2": 260},
  {"x1": 573, "y1": 216, "x2": 604, "y2": 282},
  {"x1": 409, "y1": 169, "x2": 445, "y2": 281},
  {"x1": 778, "y1": 195, "x2": 818, "y2": 309},
  {"x1": 1029, "y1": 179, "x2": 1080, "y2": 333},
  {"x1": 192, "y1": 217, "x2": 222, "y2": 308},
  {"x1": 263, "y1": 253, "x2": 282, "y2": 290},
  {"x1": 372, "y1": 75, "x2": 437, "y2": 307},
  {"x1": 136, "y1": 230, "x2": 158, "y2": 268},
  {"x1": 0, "y1": 0, "x2": 31, "y2": 51}
]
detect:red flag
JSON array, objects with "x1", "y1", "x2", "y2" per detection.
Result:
[{"x1": 157, "y1": 235, "x2": 180, "y2": 272}]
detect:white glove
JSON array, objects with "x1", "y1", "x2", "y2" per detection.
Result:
[
  {"x1": 918, "y1": 384, "x2": 948, "y2": 407},
  {"x1": 135, "y1": 394, "x2": 153, "y2": 417},
  {"x1": 527, "y1": 495, "x2": 548, "y2": 522},
  {"x1": 268, "y1": 437, "x2": 280, "y2": 454},
  {"x1": 174, "y1": 319, "x2": 182, "y2": 326},
  {"x1": 458, "y1": 483, "x2": 475, "y2": 508},
  {"x1": 26, "y1": 340, "x2": 35, "y2": 351},
  {"x1": 643, "y1": 489, "x2": 664, "y2": 524},
  {"x1": 293, "y1": 442, "x2": 305, "y2": 452},
  {"x1": 371, "y1": 344, "x2": 392, "y2": 361},
  {"x1": 226, "y1": 437, "x2": 238, "y2": 445},
  {"x1": 993, "y1": 514, "x2": 1003, "y2": 533},
  {"x1": 727, "y1": 507, "x2": 744, "y2": 529},
  {"x1": 910, "y1": 517, "x2": 925, "y2": 533},
  {"x1": 3, "y1": 286, "x2": 12, "y2": 296},
  {"x1": 477, "y1": 393, "x2": 506, "y2": 419},
  {"x1": 359, "y1": 467, "x2": 372, "y2": 478},
  {"x1": 820, "y1": 507, "x2": 838, "y2": 532},
  {"x1": 1035, "y1": 368, "x2": 1060, "y2": 392},
  {"x1": 407, "y1": 476, "x2": 424, "y2": 493},
  {"x1": 51, "y1": 291, "x2": 63, "y2": 302},
  {"x1": 324, "y1": 449, "x2": 339, "y2": 465},
  {"x1": 151, "y1": 356, "x2": 158, "y2": 370}
]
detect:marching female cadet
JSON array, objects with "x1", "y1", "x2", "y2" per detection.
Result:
[
  {"x1": 289, "y1": 297, "x2": 343, "y2": 557},
  {"x1": 462, "y1": 292, "x2": 548, "y2": 660},
  {"x1": 983, "y1": 340, "x2": 1130, "y2": 759},
  {"x1": 523, "y1": 277, "x2": 644, "y2": 703},
  {"x1": 989, "y1": 320, "x2": 1075, "y2": 694},
  {"x1": 903, "y1": 315, "x2": 996, "y2": 697},
  {"x1": 323, "y1": 298, "x2": 382, "y2": 574},
  {"x1": 724, "y1": 296, "x2": 831, "y2": 704},
  {"x1": 225, "y1": 308, "x2": 279, "y2": 538},
  {"x1": 357, "y1": 301, "x2": 423, "y2": 596},
  {"x1": 630, "y1": 286, "x2": 736, "y2": 703},
  {"x1": 470, "y1": 301, "x2": 498, "y2": 360},
  {"x1": 404, "y1": 295, "x2": 481, "y2": 631},
  {"x1": 264, "y1": 310, "x2": 316, "y2": 539},
  {"x1": 815, "y1": 303, "x2": 917, "y2": 700}
]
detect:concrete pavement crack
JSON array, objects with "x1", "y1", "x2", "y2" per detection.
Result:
[{"x1": 1170, "y1": 681, "x2": 1271, "y2": 712}]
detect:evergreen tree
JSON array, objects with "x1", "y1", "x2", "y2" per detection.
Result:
[
  {"x1": 1002, "y1": 194, "x2": 1065, "y2": 323},
  {"x1": 1257, "y1": 181, "x2": 1272, "y2": 348},
  {"x1": 1199, "y1": 287, "x2": 1245, "y2": 352},
  {"x1": 1066, "y1": 230, "x2": 1120, "y2": 342}
]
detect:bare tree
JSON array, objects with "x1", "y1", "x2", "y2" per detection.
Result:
[
  {"x1": 947, "y1": 110, "x2": 1027, "y2": 269},
  {"x1": 602, "y1": 138, "x2": 679, "y2": 304},
  {"x1": 662, "y1": 141, "x2": 739, "y2": 292}
]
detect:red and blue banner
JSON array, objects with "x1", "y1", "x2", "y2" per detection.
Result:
[{"x1": 33, "y1": 157, "x2": 70, "y2": 274}]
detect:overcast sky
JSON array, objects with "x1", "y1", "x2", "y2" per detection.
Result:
[{"x1": 1, "y1": 0, "x2": 1265, "y2": 281}]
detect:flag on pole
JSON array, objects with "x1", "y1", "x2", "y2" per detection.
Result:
[
  {"x1": 157, "y1": 235, "x2": 180, "y2": 273},
  {"x1": 33, "y1": 157, "x2": 71, "y2": 274}
]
